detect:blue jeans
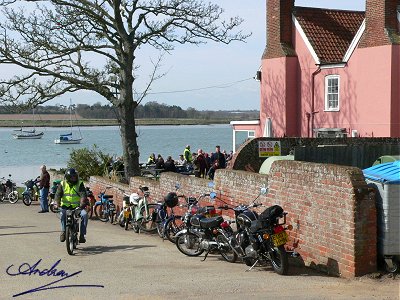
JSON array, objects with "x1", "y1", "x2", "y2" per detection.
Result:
[
  {"x1": 60, "y1": 208, "x2": 88, "y2": 236},
  {"x1": 40, "y1": 187, "x2": 49, "y2": 211}
]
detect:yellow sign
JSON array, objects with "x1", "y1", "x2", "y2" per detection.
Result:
[{"x1": 259, "y1": 141, "x2": 281, "y2": 157}]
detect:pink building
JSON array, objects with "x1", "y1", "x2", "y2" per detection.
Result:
[{"x1": 231, "y1": 0, "x2": 400, "y2": 150}]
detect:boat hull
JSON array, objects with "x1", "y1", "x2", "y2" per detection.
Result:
[
  {"x1": 54, "y1": 138, "x2": 82, "y2": 144},
  {"x1": 13, "y1": 132, "x2": 44, "y2": 139}
]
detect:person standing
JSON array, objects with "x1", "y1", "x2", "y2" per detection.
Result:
[
  {"x1": 208, "y1": 145, "x2": 226, "y2": 180},
  {"x1": 183, "y1": 145, "x2": 192, "y2": 164},
  {"x1": 38, "y1": 165, "x2": 50, "y2": 213},
  {"x1": 195, "y1": 149, "x2": 207, "y2": 178}
]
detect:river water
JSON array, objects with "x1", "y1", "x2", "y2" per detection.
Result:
[{"x1": 0, "y1": 125, "x2": 232, "y2": 184}]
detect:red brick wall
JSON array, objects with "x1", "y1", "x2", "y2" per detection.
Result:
[
  {"x1": 263, "y1": 0, "x2": 296, "y2": 59},
  {"x1": 359, "y1": 0, "x2": 400, "y2": 47},
  {"x1": 267, "y1": 160, "x2": 377, "y2": 277},
  {"x1": 89, "y1": 161, "x2": 377, "y2": 278}
]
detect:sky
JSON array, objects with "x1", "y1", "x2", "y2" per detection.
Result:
[{"x1": 2, "y1": 0, "x2": 366, "y2": 111}]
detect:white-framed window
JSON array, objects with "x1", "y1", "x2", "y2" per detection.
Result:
[
  {"x1": 248, "y1": 130, "x2": 255, "y2": 138},
  {"x1": 233, "y1": 130, "x2": 255, "y2": 152},
  {"x1": 325, "y1": 75, "x2": 340, "y2": 111}
]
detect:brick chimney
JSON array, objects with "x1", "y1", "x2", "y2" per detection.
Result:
[
  {"x1": 262, "y1": 0, "x2": 296, "y2": 59},
  {"x1": 359, "y1": 0, "x2": 400, "y2": 47}
]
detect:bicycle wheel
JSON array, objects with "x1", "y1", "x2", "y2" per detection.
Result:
[
  {"x1": 94, "y1": 203, "x2": 109, "y2": 222},
  {"x1": 66, "y1": 227, "x2": 74, "y2": 255},
  {"x1": 8, "y1": 191, "x2": 19, "y2": 204},
  {"x1": 22, "y1": 193, "x2": 32, "y2": 206},
  {"x1": 156, "y1": 221, "x2": 164, "y2": 238},
  {"x1": 164, "y1": 217, "x2": 185, "y2": 243},
  {"x1": 138, "y1": 203, "x2": 158, "y2": 232},
  {"x1": 88, "y1": 204, "x2": 94, "y2": 219},
  {"x1": 110, "y1": 211, "x2": 115, "y2": 224}
]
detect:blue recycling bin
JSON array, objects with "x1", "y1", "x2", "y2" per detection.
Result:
[{"x1": 363, "y1": 161, "x2": 400, "y2": 273}]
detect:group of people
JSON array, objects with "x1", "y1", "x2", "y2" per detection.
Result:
[
  {"x1": 35, "y1": 165, "x2": 89, "y2": 244},
  {"x1": 146, "y1": 145, "x2": 233, "y2": 180}
]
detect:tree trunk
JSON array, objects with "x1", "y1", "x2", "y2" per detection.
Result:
[{"x1": 119, "y1": 95, "x2": 141, "y2": 180}]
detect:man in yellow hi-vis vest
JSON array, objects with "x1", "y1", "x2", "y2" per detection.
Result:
[{"x1": 55, "y1": 168, "x2": 88, "y2": 243}]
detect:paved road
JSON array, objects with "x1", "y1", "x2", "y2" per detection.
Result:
[{"x1": 0, "y1": 201, "x2": 398, "y2": 300}]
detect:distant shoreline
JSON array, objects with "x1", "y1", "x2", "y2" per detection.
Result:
[{"x1": 0, "y1": 118, "x2": 234, "y2": 127}]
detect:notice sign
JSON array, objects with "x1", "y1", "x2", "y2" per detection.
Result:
[{"x1": 259, "y1": 140, "x2": 281, "y2": 157}]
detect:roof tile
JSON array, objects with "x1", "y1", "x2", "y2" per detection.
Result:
[{"x1": 294, "y1": 7, "x2": 365, "y2": 64}]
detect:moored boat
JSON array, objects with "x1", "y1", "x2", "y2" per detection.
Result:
[
  {"x1": 13, "y1": 129, "x2": 44, "y2": 139},
  {"x1": 54, "y1": 133, "x2": 82, "y2": 144},
  {"x1": 54, "y1": 99, "x2": 83, "y2": 144}
]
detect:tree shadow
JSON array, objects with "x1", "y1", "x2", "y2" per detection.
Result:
[
  {"x1": 0, "y1": 230, "x2": 60, "y2": 237},
  {"x1": 0, "y1": 225, "x2": 36, "y2": 230},
  {"x1": 76, "y1": 244, "x2": 156, "y2": 256}
]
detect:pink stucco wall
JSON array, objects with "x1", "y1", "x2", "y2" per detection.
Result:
[
  {"x1": 257, "y1": 22, "x2": 399, "y2": 138},
  {"x1": 260, "y1": 56, "x2": 298, "y2": 137},
  {"x1": 231, "y1": 123, "x2": 262, "y2": 136},
  {"x1": 392, "y1": 45, "x2": 400, "y2": 137}
]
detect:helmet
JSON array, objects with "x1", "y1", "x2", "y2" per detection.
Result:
[
  {"x1": 164, "y1": 192, "x2": 178, "y2": 208},
  {"x1": 129, "y1": 193, "x2": 140, "y2": 205},
  {"x1": 65, "y1": 168, "x2": 78, "y2": 184}
]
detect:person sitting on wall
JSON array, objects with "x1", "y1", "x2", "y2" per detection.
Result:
[
  {"x1": 147, "y1": 153, "x2": 156, "y2": 165},
  {"x1": 176, "y1": 154, "x2": 186, "y2": 166},
  {"x1": 164, "y1": 156, "x2": 177, "y2": 172},
  {"x1": 155, "y1": 154, "x2": 165, "y2": 169}
]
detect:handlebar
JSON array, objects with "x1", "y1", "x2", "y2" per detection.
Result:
[{"x1": 216, "y1": 202, "x2": 264, "y2": 211}]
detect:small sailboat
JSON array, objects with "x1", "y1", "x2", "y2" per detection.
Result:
[
  {"x1": 54, "y1": 100, "x2": 83, "y2": 144},
  {"x1": 12, "y1": 108, "x2": 44, "y2": 139}
]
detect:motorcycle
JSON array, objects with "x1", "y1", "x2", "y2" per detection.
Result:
[
  {"x1": 85, "y1": 187, "x2": 96, "y2": 219},
  {"x1": 218, "y1": 187, "x2": 292, "y2": 275},
  {"x1": 175, "y1": 191, "x2": 238, "y2": 263},
  {"x1": 0, "y1": 174, "x2": 19, "y2": 204},
  {"x1": 49, "y1": 179, "x2": 61, "y2": 213},
  {"x1": 22, "y1": 177, "x2": 40, "y2": 206},
  {"x1": 118, "y1": 192, "x2": 142, "y2": 232},
  {"x1": 117, "y1": 186, "x2": 157, "y2": 233}
]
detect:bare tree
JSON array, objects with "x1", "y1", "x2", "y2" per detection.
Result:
[{"x1": 0, "y1": 0, "x2": 249, "y2": 178}]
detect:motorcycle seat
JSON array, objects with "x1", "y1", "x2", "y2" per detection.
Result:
[
  {"x1": 103, "y1": 195, "x2": 113, "y2": 199},
  {"x1": 199, "y1": 216, "x2": 224, "y2": 229}
]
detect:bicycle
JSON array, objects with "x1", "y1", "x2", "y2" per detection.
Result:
[
  {"x1": 94, "y1": 186, "x2": 116, "y2": 223},
  {"x1": 65, "y1": 207, "x2": 82, "y2": 255},
  {"x1": 159, "y1": 183, "x2": 218, "y2": 243},
  {"x1": 0, "y1": 174, "x2": 19, "y2": 204},
  {"x1": 117, "y1": 186, "x2": 158, "y2": 233}
]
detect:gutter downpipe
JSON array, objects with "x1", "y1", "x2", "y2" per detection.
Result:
[{"x1": 310, "y1": 65, "x2": 321, "y2": 137}]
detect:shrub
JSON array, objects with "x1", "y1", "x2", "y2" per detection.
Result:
[{"x1": 67, "y1": 145, "x2": 113, "y2": 181}]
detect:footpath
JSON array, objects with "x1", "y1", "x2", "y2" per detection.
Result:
[{"x1": 0, "y1": 202, "x2": 398, "y2": 300}]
